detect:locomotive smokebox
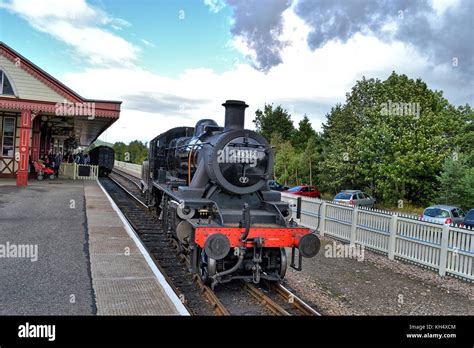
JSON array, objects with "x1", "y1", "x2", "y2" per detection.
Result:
[{"x1": 223, "y1": 100, "x2": 248, "y2": 131}]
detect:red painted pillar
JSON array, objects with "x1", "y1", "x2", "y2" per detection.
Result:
[
  {"x1": 32, "y1": 117, "x2": 41, "y2": 161},
  {"x1": 17, "y1": 109, "x2": 32, "y2": 187}
]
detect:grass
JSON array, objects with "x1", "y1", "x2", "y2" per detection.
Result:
[{"x1": 373, "y1": 202, "x2": 425, "y2": 216}]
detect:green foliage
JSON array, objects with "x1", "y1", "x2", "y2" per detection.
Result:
[
  {"x1": 113, "y1": 140, "x2": 148, "y2": 164},
  {"x1": 318, "y1": 72, "x2": 468, "y2": 205},
  {"x1": 113, "y1": 142, "x2": 127, "y2": 161},
  {"x1": 128, "y1": 140, "x2": 149, "y2": 164},
  {"x1": 267, "y1": 113, "x2": 323, "y2": 187},
  {"x1": 274, "y1": 141, "x2": 295, "y2": 185},
  {"x1": 437, "y1": 153, "x2": 474, "y2": 210},
  {"x1": 292, "y1": 136, "x2": 320, "y2": 186},
  {"x1": 292, "y1": 115, "x2": 318, "y2": 151},
  {"x1": 253, "y1": 104, "x2": 295, "y2": 141},
  {"x1": 453, "y1": 105, "x2": 474, "y2": 167},
  {"x1": 266, "y1": 71, "x2": 472, "y2": 209}
]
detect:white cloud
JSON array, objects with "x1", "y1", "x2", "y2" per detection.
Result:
[
  {"x1": 4, "y1": 1, "x2": 462, "y2": 144},
  {"x1": 204, "y1": 0, "x2": 226, "y2": 13},
  {"x1": 0, "y1": 0, "x2": 138, "y2": 67},
  {"x1": 430, "y1": 0, "x2": 461, "y2": 15},
  {"x1": 60, "y1": 8, "x2": 436, "y2": 144},
  {"x1": 140, "y1": 39, "x2": 155, "y2": 48}
]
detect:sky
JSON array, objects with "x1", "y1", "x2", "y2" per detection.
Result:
[{"x1": 0, "y1": 0, "x2": 472, "y2": 144}]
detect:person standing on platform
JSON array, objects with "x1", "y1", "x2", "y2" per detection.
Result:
[
  {"x1": 74, "y1": 153, "x2": 81, "y2": 164},
  {"x1": 54, "y1": 152, "x2": 62, "y2": 177}
]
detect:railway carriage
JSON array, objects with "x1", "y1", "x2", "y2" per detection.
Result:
[
  {"x1": 141, "y1": 100, "x2": 320, "y2": 287},
  {"x1": 89, "y1": 145, "x2": 115, "y2": 176}
]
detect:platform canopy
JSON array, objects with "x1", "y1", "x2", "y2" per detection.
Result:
[{"x1": 0, "y1": 42, "x2": 122, "y2": 186}]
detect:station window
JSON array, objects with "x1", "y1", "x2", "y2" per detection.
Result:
[
  {"x1": 2, "y1": 117, "x2": 15, "y2": 157},
  {"x1": 0, "y1": 70, "x2": 15, "y2": 95}
]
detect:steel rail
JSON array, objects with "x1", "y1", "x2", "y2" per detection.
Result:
[
  {"x1": 193, "y1": 275, "x2": 230, "y2": 316},
  {"x1": 108, "y1": 174, "x2": 148, "y2": 208},
  {"x1": 112, "y1": 168, "x2": 142, "y2": 188},
  {"x1": 241, "y1": 281, "x2": 291, "y2": 316},
  {"x1": 268, "y1": 281, "x2": 321, "y2": 316}
]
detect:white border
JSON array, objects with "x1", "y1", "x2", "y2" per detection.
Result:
[{"x1": 96, "y1": 180, "x2": 190, "y2": 315}]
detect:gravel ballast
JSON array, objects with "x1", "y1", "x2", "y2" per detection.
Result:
[{"x1": 283, "y1": 235, "x2": 473, "y2": 315}]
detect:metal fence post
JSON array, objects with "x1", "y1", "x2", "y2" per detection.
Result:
[
  {"x1": 388, "y1": 214, "x2": 398, "y2": 260},
  {"x1": 438, "y1": 224, "x2": 450, "y2": 277},
  {"x1": 350, "y1": 205, "x2": 358, "y2": 245},
  {"x1": 296, "y1": 197, "x2": 302, "y2": 219},
  {"x1": 73, "y1": 162, "x2": 77, "y2": 180},
  {"x1": 319, "y1": 201, "x2": 326, "y2": 236}
]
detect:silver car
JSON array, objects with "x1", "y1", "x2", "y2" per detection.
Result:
[
  {"x1": 421, "y1": 205, "x2": 465, "y2": 225},
  {"x1": 333, "y1": 190, "x2": 376, "y2": 208}
]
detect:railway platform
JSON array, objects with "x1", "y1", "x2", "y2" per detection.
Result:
[{"x1": 0, "y1": 179, "x2": 188, "y2": 315}]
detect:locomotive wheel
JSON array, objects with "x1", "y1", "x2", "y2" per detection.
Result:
[
  {"x1": 279, "y1": 248, "x2": 287, "y2": 279},
  {"x1": 198, "y1": 249, "x2": 216, "y2": 285}
]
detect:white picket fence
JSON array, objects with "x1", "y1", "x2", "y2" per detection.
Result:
[
  {"x1": 281, "y1": 193, "x2": 474, "y2": 282},
  {"x1": 59, "y1": 163, "x2": 99, "y2": 180}
]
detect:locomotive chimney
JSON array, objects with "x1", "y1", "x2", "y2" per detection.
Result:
[{"x1": 223, "y1": 100, "x2": 248, "y2": 131}]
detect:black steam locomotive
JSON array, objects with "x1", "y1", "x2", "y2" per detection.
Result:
[{"x1": 140, "y1": 100, "x2": 320, "y2": 287}]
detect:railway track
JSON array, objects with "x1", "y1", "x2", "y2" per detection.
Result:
[
  {"x1": 243, "y1": 281, "x2": 321, "y2": 316},
  {"x1": 111, "y1": 168, "x2": 142, "y2": 188},
  {"x1": 101, "y1": 175, "x2": 219, "y2": 315},
  {"x1": 103, "y1": 169, "x2": 320, "y2": 316},
  {"x1": 109, "y1": 169, "x2": 145, "y2": 203}
]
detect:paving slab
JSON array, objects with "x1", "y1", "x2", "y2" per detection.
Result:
[
  {"x1": 84, "y1": 181, "x2": 187, "y2": 315},
  {"x1": 0, "y1": 178, "x2": 188, "y2": 315},
  {"x1": 0, "y1": 180, "x2": 95, "y2": 315}
]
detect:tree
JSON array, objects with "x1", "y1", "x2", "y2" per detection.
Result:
[
  {"x1": 453, "y1": 105, "x2": 474, "y2": 166},
  {"x1": 292, "y1": 115, "x2": 318, "y2": 151},
  {"x1": 127, "y1": 140, "x2": 148, "y2": 164},
  {"x1": 113, "y1": 140, "x2": 148, "y2": 164},
  {"x1": 436, "y1": 105, "x2": 474, "y2": 210},
  {"x1": 319, "y1": 72, "x2": 467, "y2": 205},
  {"x1": 274, "y1": 141, "x2": 295, "y2": 186},
  {"x1": 113, "y1": 142, "x2": 127, "y2": 161},
  {"x1": 253, "y1": 104, "x2": 295, "y2": 142},
  {"x1": 437, "y1": 153, "x2": 474, "y2": 210},
  {"x1": 318, "y1": 103, "x2": 364, "y2": 194}
]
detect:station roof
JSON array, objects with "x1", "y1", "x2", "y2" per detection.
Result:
[{"x1": 0, "y1": 42, "x2": 121, "y2": 145}]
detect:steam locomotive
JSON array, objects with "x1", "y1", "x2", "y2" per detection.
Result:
[{"x1": 140, "y1": 100, "x2": 320, "y2": 287}]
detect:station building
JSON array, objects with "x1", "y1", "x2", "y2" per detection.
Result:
[{"x1": 0, "y1": 42, "x2": 121, "y2": 186}]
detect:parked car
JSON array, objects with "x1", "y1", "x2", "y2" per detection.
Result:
[
  {"x1": 287, "y1": 185, "x2": 321, "y2": 198},
  {"x1": 333, "y1": 190, "x2": 376, "y2": 208},
  {"x1": 268, "y1": 180, "x2": 289, "y2": 191},
  {"x1": 463, "y1": 209, "x2": 474, "y2": 228},
  {"x1": 421, "y1": 205, "x2": 465, "y2": 225}
]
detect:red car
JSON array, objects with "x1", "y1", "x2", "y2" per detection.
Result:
[{"x1": 287, "y1": 185, "x2": 321, "y2": 198}]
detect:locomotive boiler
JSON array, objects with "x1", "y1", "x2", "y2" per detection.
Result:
[{"x1": 140, "y1": 100, "x2": 320, "y2": 287}]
